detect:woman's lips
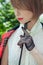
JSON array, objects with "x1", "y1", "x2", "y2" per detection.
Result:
[{"x1": 18, "y1": 18, "x2": 23, "y2": 20}]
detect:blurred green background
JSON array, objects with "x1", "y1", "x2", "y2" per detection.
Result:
[{"x1": 0, "y1": 0, "x2": 20, "y2": 38}]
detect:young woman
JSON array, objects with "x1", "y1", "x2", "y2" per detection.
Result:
[{"x1": 1, "y1": 0, "x2": 43, "y2": 65}]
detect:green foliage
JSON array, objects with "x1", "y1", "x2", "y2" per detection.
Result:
[
  {"x1": 0, "y1": 0, "x2": 5, "y2": 3},
  {"x1": 0, "y1": 2, "x2": 20, "y2": 37}
]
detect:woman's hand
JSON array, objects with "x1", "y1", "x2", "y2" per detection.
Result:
[{"x1": 17, "y1": 27, "x2": 35, "y2": 51}]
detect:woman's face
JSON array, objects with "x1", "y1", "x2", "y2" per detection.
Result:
[{"x1": 14, "y1": 8, "x2": 33, "y2": 24}]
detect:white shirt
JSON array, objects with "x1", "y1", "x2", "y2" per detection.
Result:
[{"x1": 8, "y1": 14, "x2": 43, "y2": 65}]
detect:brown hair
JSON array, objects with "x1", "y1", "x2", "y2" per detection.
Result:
[{"x1": 11, "y1": 0, "x2": 43, "y2": 19}]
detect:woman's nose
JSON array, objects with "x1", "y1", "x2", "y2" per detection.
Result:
[
  {"x1": 17, "y1": 10, "x2": 21, "y2": 16},
  {"x1": 17, "y1": 11, "x2": 20, "y2": 16},
  {"x1": 15, "y1": 9, "x2": 20, "y2": 16}
]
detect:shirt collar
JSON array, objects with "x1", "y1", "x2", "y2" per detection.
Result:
[
  {"x1": 30, "y1": 14, "x2": 43, "y2": 36},
  {"x1": 20, "y1": 14, "x2": 43, "y2": 36}
]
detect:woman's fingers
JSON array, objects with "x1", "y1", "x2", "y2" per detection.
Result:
[
  {"x1": 17, "y1": 40, "x2": 26, "y2": 48},
  {"x1": 20, "y1": 35, "x2": 25, "y2": 38}
]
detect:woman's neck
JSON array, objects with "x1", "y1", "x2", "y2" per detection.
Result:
[{"x1": 27, "y1": 18, "x2": 38, "y2": 31}]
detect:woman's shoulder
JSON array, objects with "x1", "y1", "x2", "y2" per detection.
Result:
[{"x1": 8, "y1": 24, "x2": 24, "y2": 44}]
